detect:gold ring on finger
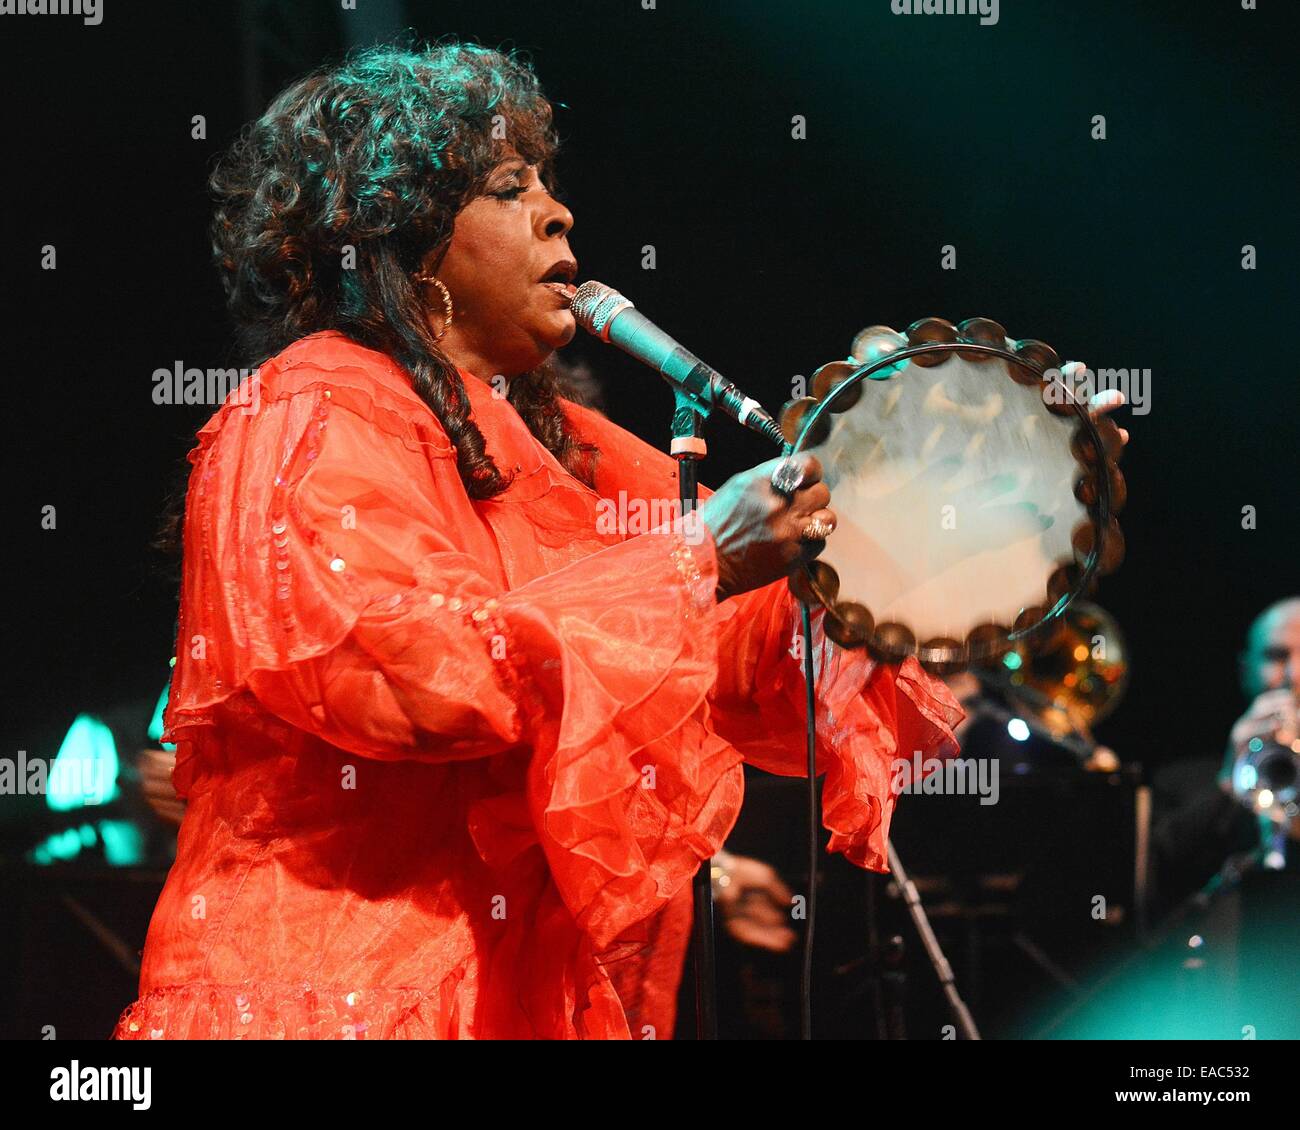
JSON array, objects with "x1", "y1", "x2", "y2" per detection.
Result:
[{"x1": 800, "y1": 517, "x2": 834, "y2": 542}]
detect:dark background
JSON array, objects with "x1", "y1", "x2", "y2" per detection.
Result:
[{"x1": 3, "y1": 0, "x2": 1297, "y2": 790}]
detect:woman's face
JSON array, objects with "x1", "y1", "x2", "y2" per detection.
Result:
[{"x1": 429, "y1": 155, "x2": 578, "y2": 380}]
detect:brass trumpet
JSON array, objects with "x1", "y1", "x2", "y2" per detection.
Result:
[{"x1": 1230, "y1": 692, "x2": 1300, "y2": 824}]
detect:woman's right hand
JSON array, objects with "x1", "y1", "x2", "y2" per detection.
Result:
[{"x1": 698, "y1": 452, "x2": 836, "y2": 602}]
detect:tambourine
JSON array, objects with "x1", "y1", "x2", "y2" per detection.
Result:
[{"x1": 782, "y1": 317, "x2": 1126, "y2": 675}]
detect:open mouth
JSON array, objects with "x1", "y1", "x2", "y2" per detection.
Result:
[
  {"x1": 539, "y1": 279, "x2": 578, "y2": 302},
  {"x1": 538, "y1": 260, "x2": 578, "y2": 303}
]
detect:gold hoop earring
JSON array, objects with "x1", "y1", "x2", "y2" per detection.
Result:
[{"x1": 413, "y1": 274, "x2": 455, "y2": 340}]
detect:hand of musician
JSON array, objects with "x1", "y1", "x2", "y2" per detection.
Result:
[
  {"x1": 1071, "y1": 363, "x2": 1131, "y2": 447},
  {"x1": 699, "y1": 452, "x2": 835, "y2": 602},
  {"x1": 712, "y1": 850, "x2": 798, "y2": 953},
  {"x1": 1221, "y1": 690, "x2": 1300, "y2": 841},
  {"x1": 1224, "y1": 688, "x2": 1298, "y2": 777},
  {"x1": 138, "y1": 746, "x2": 186, "y2": 828}
]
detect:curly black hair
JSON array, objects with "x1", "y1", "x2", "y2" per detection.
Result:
[{"x1": 207, "y1": 39, "x2": 595, "y2": 500}]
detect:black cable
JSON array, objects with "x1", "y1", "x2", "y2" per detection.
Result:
[
  {"x1": 678, "y1": 452, "x2": 719, "y2": 1041},
  {"x1": 799, "y1": 599, "x2": 818, "y2": 1040}
]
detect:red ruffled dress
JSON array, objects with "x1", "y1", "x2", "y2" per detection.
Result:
[{"x1": 112, "y1": 330, "x2": 962, "y2": 1040}]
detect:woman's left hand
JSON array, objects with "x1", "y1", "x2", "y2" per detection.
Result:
[
  {"x1": 138, "y1": 746, "x2": 186, "y2": 827},
  {"x1": 1064, "y1": 360, "x2": 1131, "y2": 448}
]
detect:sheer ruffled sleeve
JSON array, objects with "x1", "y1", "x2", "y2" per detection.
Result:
[
  {"x1": 170, "y1": 373, "x2": 715, "y2": 758},
  {"x1": 165, "y1": 355, "x2": 737, "y2": 949},
  {"x1": 707, "y1": 581, "x2": 964, "y2": 871},
  {"x1": 557, "y1": 397, "x2": 964, "y2": 875}
]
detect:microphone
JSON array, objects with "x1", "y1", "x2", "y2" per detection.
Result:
[{"x1": 569, "y1": 280, "x2": 784, "y2": 446}]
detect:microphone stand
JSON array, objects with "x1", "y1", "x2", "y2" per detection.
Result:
[
  {"x1": 887, "y1": 841, "x2": 982, "y2": 1040},
  {"x1": 670, "y1": 389, "x2": 719, "y2": 1041}
]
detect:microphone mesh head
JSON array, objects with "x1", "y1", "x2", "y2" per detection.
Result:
[{"x1": 570, "y1": 280, "x2": 633, "y2": 341}]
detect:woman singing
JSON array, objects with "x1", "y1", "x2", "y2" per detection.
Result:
[{"x1": 113, "y1": 41, "x2": 965, "y2": 1040}]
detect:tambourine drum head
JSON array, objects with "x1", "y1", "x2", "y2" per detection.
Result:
[{"x1": 797, "y1": 350, "x2": 1087, "y2": 650}]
